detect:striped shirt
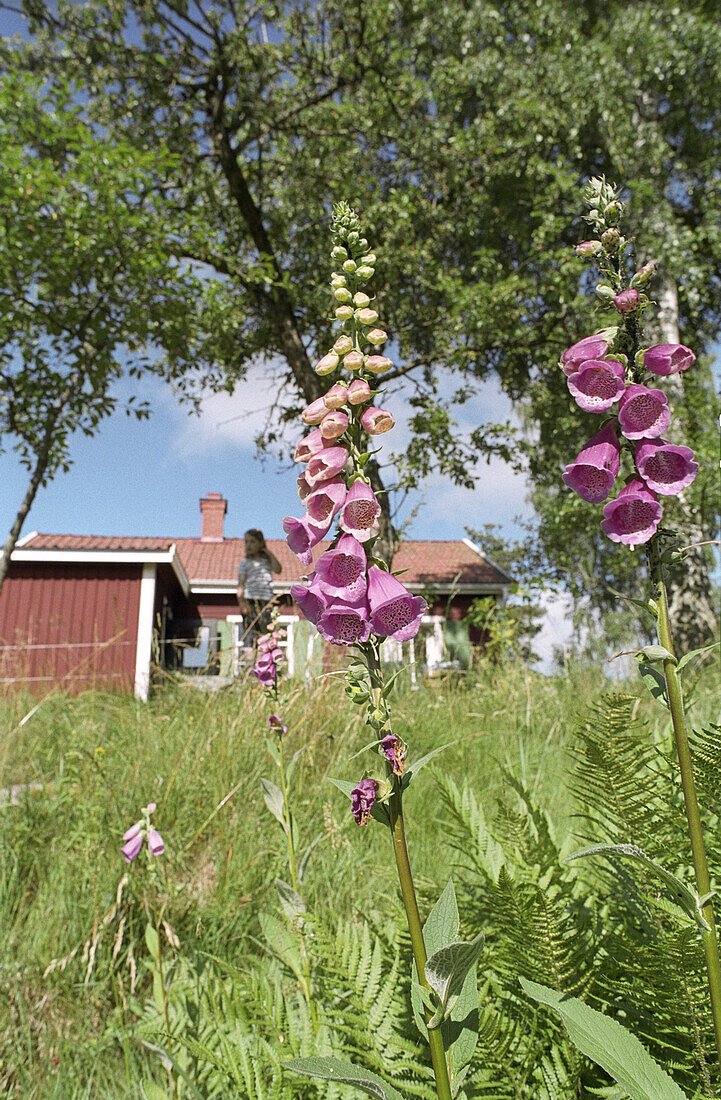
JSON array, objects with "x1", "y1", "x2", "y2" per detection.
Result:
[{"x1": 237, "y1": 555, "x2": 275, "y2": 600}]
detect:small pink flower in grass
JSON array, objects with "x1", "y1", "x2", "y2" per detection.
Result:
[
  {"x1": 367, "y1": 565, "x2": 427, "y2": 642},
  {"x1": 351, "y1": 778, "x2": 378, "y2": 826},
  {"x1": 306, "y1": 477, "x2": 346, "y2": 527},
  {"x1": 562, "y1": 423, "x2": 621, "y2": 503},
  {"x1": 121, "y1": 822, "x2": 144, "y2": 863},
  {"x1": 320, "y1": 410, "x2": 349, "y2": 441},
  {"x1": 306, "y1": 446, "x2": 349, "y2": 488},
  {"x1": 380, "y1": 734, "x2": 405, "y2": 776},
  {"x1": 283, "y1": 512, "x2": 331, "y2": 566},
  {"x1": 560, "y1": 334, "x2": 609, "y2": 376},
  {"x1": 347, "y1": 378, "x2": 372, "y2": 405},
  {"x1": 618, "y1": 383, "x2": 671, "y2": 440},
  {"x1": 291, "y1": 574, "x2": 328, "y2": 625},
  {"x1": 339, "y1": 481, "x2": 381, "y2": 542},
  {"x1": 147, "y1": 829, "x2": 165, "y2": 857},
  {"x1": 317, "y1": 602, "x2": 372, "y2": 645},
  {"x1": 601, "y1": 478, "x2": 663, "y2": 546},
  {"x1": 315, "y1": 533, "x2": 367, "y2": 595},
  {"x1": 294, "y1": 429, "x2": 324, "y2": 463},
  {"x1": 269, "y1": 714, "x2": 288, "y2": 735},
  {"x1": 360, "y1": 407, "x2": 395, "y2": 435},
  {"x1": 302, "y1": 396, "x2": 329, "y2": 425},
  {"x1": 643, "y1": 343, "x2": 696, "y2": 376},
  {"x1": 566, "y1": 359, "x2": 626, "y2": 412},
  {"x1": 613, "y1": 288, "x2": 639, "y2": 314},
  {"x1": 635, "y1": 439, "x2": 698, "y2": 495}
]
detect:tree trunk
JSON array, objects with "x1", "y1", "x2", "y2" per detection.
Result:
[{"x1": 0, "y1": 414, "x2": 58, "y2": 595}]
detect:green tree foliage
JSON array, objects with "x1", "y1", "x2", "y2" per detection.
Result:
[{"x1": 2, "y1": 1, "x2": 719, "y2": 604}]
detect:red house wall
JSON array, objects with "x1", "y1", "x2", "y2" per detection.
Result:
[{"x1": 0, "y1": 563, "x2": 142, "y2": 692}]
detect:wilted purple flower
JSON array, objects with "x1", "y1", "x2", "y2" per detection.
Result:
[
  {"x1": 561, "y1": 423, "x2": 621, "y2": 503},
  {"x1": 306, "y1": 446, "x2": 349, "y2": 488},
  {"x1": 360, "y1": 407, "x2": 395, "y2": 435},
  {"x1": 351, "y1": 778, "x2": 378, "y2": 826},
  {"x1": 283, "y1": 512, "x2": 331, "y2": 566},
  {"x1": 635, "y1": 439, "x2": 698, "y2": 495},
  {"x1": 566, "y1": 359, "x2": 626, "y2": 412},
  {"x1": 314, "y1": 533, "x2": 367, "y2": 595},
  {"x1": 600, "y1": 478, "x2": 663, "y2": 546},
  {"x1": 618, "y1": 384, "x2": 671, "y2": 440},
  {"x1": 290, "y1": 573, "x2": 328, "y2": 625},
  {"x1": 147, "y1": 829, "x2": 165, "y2": 857},
  {"x1": 560, "y1": 334, "x2": 610, "y2": 377},
  {"x1": 380, "y1": 734, "x2": 405, "y2": 776},
  {"x1": 613, "y1": 288, "x2": 639, "y2": 313},
  {"x1": 269, "y1": 714, "x2": 289, "y2": 735},
  {"x1": 367, "y1": 565, "x2": 427, "y2": 642},
  {"x1": 317, "y1": 601, "x2": 372, "y2": 645},
  {"x1": 306, "y1": 477, "x2": 346, "y2": 528},
  {"x1": 338, "y1": 481, "x2": 382, "y2": 543},
  {"x1": 643, "y1": 343, "x2": 696, "y2": 376}
]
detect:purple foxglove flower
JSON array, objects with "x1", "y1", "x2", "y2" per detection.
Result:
[
  {"x1": 323, "y1": 382, "x2": 348, "y2": 410},
  {"x1": 290, "y1": 573, "x2": 328, "y2": 625},
  {"x1": 351, "y1": 778, "x2": 378, "y2": 826},
  {"x1": 560, "y1": 334, "x2": 609, "y2": 377},
  {"x1": 252, "y1": 663, "x2": 276, "y2": 685},
  {"x1": 147, "y1": 828, "x2": 165, "y2": 857},
  {"x1": 339, "y1": 480, "x2": 382, "y2": 542},
  {"x1": 294, "y1": 429, "x2": 325, "y2": 463},
  {"x1": 343, "y1": 350, "x2": 364, "y2": 370},
  {"x1": 635, "y1": 439, "x2": 698, "y2": 495},
  {"x1": 122, "y1": 821, "x2": 143, "y2": 842},
  {"x1": 601, "y1": 478, "x2": 663, "y2": 546},
  {"x1": 297, "y1": 473, "x2": 312, "y2": 501},
  {"x1": 566, "y1": 359, "x2": 626, "y2": 413},
  {"x1": 320, "y1": 410, "x2": 349, "y2": 441},
  {"x1": 306, "y1": 477, "x2": 346, "y2": 527},
  {"x1": 317, "y1": 601, "x2": 372, "y2": 645},
  {"x1": 380, "y1": 734, "x2": 405, "y2": 776},
  {"x1": 283, "y1": 512, "x2": 331, "y2": 566},
  {"x1": 365, "y1": 355, "x2": 393, "y2": 374},
  {"x1": 269, "y1": 714, "x2": 288, "y2": 734},
  {"x1": 347, "y1": 378, "x2": 372, "y2": 405},
  {"x1": 315, "y1": 351, "x2": 339, "y2": 376},
  {"x1": 561, "y1": 423, "x2": 621, "y2": 503},
  {"x1": 643, "y1": 343, "x2": 696, "y2": 376},
  {"x1": 618, "y1": 383, "x2": 671, "y2": 440},
  {"x1": 302, "y1": 396, "x2": 330, "y2": 425},
  {"x1": 367, "y1": 565, "x2": 427, "y2": 642},
  {"x1": 360, "y1": 406, "x2": 395, "y2": 435},
  {"x1": 306, "y1": 446, "x2": 349, "y2": 488},
  {"x1": 121, "y1": 831, "x2": 144, "y2": 863},
  {"x1": 613, "y1": 288, "x2": 639, "y2": 313},
  {"x1": 314, "y1": 534, "x2": 366, "y2": 595}
]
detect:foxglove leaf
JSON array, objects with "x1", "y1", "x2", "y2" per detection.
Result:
[{"x1": 284, "y1": 1057, "x2": 406, "y2": 1100}]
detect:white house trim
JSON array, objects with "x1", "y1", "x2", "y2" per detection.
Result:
[
  {"x1": 134, "y1": 563, "x2": 157, "y2": 701},
  {"x1": 12, "y1": 545, "x2": 190, "y2": 597}
]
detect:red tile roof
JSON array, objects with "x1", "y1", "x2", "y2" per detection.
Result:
[{"x1": 21, "y1": 533, "x2": 509, "y2": 588}]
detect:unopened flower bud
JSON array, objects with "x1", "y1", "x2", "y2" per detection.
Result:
[
  {"x1": 347, "y1": 378, "x2": 372, "y2": 404},
  {"x1": 595, "y1": 284, "x2": 616, "y2": 304},
  {"x1": 630, "y1": 261, "x2": 656, "y2": 289},
  {"x1": 358, "y1": 237, "x2": 368, "y2": 249},
  {"x1": 613, "y1": 288, "x2": 639, "y2": 314},
  {"x1": 356, "y1": 308, "x2": 379, "y2": 326},
  {"x1": 576, "y1": 240, "x2": 602, "y2": 257},
  {"x1": 323, "y1": 381, "x2": 348, "y2": 409},
  {"x1": 343, "y1": 259, "x2": 357, "y2": 273},
  {"x1": 331, "y1": 245, "x2": 347, "y2": 262},
  {"x1": 331, "y1": 274, "x2": 346, "y2": 288},
  {"x1": 334, "y1": 287, "x2": 352, "y2": 304},
  {"x1": 363, "y1": 252, "x2": 376, "y2": 265},
  {"x1": 302, "y1": 396, "x2": 329, "y2": 425},
  {"x1": 315, "y1": 351, "x2": 339, "y2": 375},
  {"x1": 333, "y1": 335, "x2": 353, "y2": 355},
  {"x1": 367, "y1": 328, "x2": 387, "y2": 345},
  {"x1": 353, "y1": 292, "x2": 371, "y2": 308},
  {"x1": 343, "y1": 350, "x2": 364, "y2": 370},
  {"x1": 604, "y1": 200, "x2": 622, "y2": 225},
  {"x1": 365, "y1": 355, "x2": 393, "y2": 374},
  {"x1": 335, "y1": 305, "x2": 353, "y2": 320},
  {"x1": 356, "y1": 266, "x2": 374, "y2": 280},
  {"x1": 347, "y1": 231, "x2": 359, "y2": 248},
  {"x1": 601, "y1": 228, "x2": 620, "y2": 248}
]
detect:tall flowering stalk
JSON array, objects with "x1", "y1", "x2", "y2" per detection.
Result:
[
  {"x1": 562, "y1": 178, "x2": 721, "y2": 1060},
  {"x1": 283, "y1": 205, "x2": 483, "y2": 1100}
]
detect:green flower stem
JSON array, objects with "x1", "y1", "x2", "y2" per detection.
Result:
[
  {"x1": 150, "y1": 878, "x2": 176, "y2": 1097},
  {"x1": 649, "y1": 539, "x2": 721, "y2": 1061}
]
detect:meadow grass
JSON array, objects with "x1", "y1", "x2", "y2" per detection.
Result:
[{"x1": 0, "y1": 659, "x2": 716, "y2": 1096}]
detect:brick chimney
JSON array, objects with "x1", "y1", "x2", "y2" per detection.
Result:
[{"x1": 199, "y1": 492, "x2": 227, "y2": 541}]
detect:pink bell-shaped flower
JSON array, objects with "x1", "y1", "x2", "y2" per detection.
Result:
[
  {"x1": 290, "y1": 573, "x2": 328, "y2": 625},
  {"x1": 635, "y1": 439, "x2": 698, "y2": 496},
  {"x1": 561, "y1": 423, "x2": 621, "y2": 503},
  {"x1": 294, "y1": 428, "x2": 324, "y2": 463},
  {"x1": 306, "y1": 446, "x2": 349, "y2": 488},
  {"x1": 317, "y1": 600, "x2": 372, "y2": 645},
  {"x1": 338, "y1": 481, "x2": 382, "y2": 542},
  {"x1": 283, "y1": 512, "x2": 331, "y2": 566},
  {"x1": 600, "y1": 478, "x2": 663, "y2": 546},
  {"x1": 314, "y1": 533, "x2": 367, "y2": 596},
  {"x1": 643, "y1": 344, "x2": 695, "y2": 376},
  {"x1": 560, "y1": 334, "x2": 609, "y2": 377},
  {"x1": 618, "y1": 384, "x2": 671, "y2": 440},
  {"x1": 360, "y1": 407, "x2": 395, "y2": 435},
  {"x1": 366, "y1": 565, "x2": 427, "y2": 642},
  {"x1": 566, "y1": 359, "x2": 626, "y2": 413},
  {"x1": 305, "y1": 477, "x2": 346, "y2": 527}
]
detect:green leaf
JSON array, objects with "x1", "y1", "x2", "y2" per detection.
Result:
[
  {"x1": 411, "y1": 880, "x2": 459, "y2": 1036},
  {"x1": 141, "y1": 1081, "x2": 171, "y2": 1100},
  {"x1": 520, "y1": 979, "x2": 687, "y2": 1100},
  {"x1": 144, "y1": 922, "x2": 160, "y2": 963},
  {"x1": 566, "y1": 844, "x2": 711, "y2": 931},
  {"x1": 283, "y1": 1057, "x2": 406, "y2": 1100},
  {"x1": 260, "y1": 778, "x2": 288, "y2": 832},
  {"x1": 605, "y1": 586, "x2": 658, "y2": 619},
  {"x1": 636, "y1": 659, "x2": 669, "y2": 709},
  {"x1": 424, "y1": 934, "x2": 485, "y2": 1027},
  {"x1": 676, "y1": 640, "x2": 720, "y2": 673},
  {"x1": 275, "y1": 878, "x2": 305, "y2": 919},
  {"x1": 400, "y1": 742, "x2": 454, "y2": 791},
  {"x1": 258, "y1": 911, "x2": 306, "y2": 987},
  {"x1": 639, "y1": 644, "x2": 676, "y2": 664}
]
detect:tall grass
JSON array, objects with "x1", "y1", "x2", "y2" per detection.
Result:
[{"x1": 0, "y1": 661, "x2": 716, "y2": 1096}]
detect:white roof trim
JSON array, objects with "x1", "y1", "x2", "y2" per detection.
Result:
[
  {"x1": 462, "y1": 536, "x2": 513, "y2": 585},
  {"x1": 11, "y1": 545, "x2": 190, "y2": 597},
  {"x1": 15, "y1": 530, "x2": 39, "y2": 548}
]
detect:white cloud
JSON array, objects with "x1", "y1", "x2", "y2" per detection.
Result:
[{"x1": 164, "y1": 368, "x2": 288, "y2": 456}]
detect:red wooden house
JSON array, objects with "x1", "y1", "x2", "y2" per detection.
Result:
[{"x1": 0, "y1": 493, "x2": 510, "y2": 698}]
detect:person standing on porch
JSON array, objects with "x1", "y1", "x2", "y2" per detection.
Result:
[{"x1": 236, "y1": 529, "x2": 282, "y2": 662}]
